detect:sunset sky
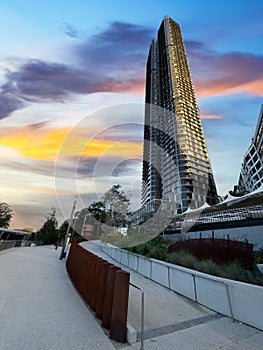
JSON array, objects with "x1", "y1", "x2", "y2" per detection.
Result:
[{"x1": 1, "y1": 0, "x2": 263, "y2": 229}]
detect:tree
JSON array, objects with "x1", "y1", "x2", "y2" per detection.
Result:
[
  {"x1": 57, "y1": 219, "x2": 77, "y2": 241},
  {"x1": 73, "y1": 185, "x2": 131, "y2": 236},
  {"x1": 87, "y1": 201, "x2": 106, "y2": 223},
  {"x1": 102, "y1": 185, "x2": 131, "y2": 228},
  {"x1": 57, "y1": 220, "x2": 69, "y2": 241},
  {"x1": 36, "y1": 208, "x2": 58, "y2": 244},
  {"x1": 0, "y1": 202, "x2": 13, "y2": 228},
  {"x1": 74, "y1": 202, "x2": 106, "y2": 236}
]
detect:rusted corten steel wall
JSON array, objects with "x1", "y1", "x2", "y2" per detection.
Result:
[
  {"x1": 169, "y1": 238, "x2": 254, "y2": 269},
  {"x1": 66, "y1": 238, "x2": 130, "y2": 343}
]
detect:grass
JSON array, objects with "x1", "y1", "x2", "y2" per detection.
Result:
[
  {"x1": 166, "y1": 250, "x2": 198, "y2": 269},
  {"x1": 254, "y1": 249, "x2": 263, "y2": 264}
]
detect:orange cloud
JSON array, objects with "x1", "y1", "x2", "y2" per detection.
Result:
[
  {"x1": 82, "y1": 140, "x2": 142, "y2": 158},
  {"x1": 0, "y1": 126, "x2": 142, "y2": 161},
  {"x1": 0, "y1": 127, "x2": 71, "y2": 161},
  {"x1": 32, "y1": 186, "x2": 75, "y2": 196},
  {"x1": 228, "y1": 78, "x2": 263, "y2": 96},
  {"x1": 195, "y1": 78, "x2": 263, "y2": 97},
  {"x1": 97, "y1": 78, "x2": 145, "y2": 96},
  {"x1": 200, "y1": 114, "x2": 222, "y2": 120}
]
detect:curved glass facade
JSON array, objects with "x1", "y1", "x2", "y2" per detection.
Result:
[{"x1": 142, "y1": 17, "x2": 218, "y2": 212}]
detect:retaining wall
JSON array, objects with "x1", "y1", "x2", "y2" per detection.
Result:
[
  {"x1": 101, "y1": 243, "x2": 263, "y2": 331},
  {"x1": 165, "y1": 225, "x2": 263, "y2": 250}
]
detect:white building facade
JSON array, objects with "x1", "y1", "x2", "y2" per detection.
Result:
[{"x1": 238, "y1": 105, "x2": 263, "y2": 193}]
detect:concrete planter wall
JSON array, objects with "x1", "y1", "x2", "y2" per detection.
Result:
[
  {"x1": 101, "y1": 243, "x2": 263, "y2": 331},
  {"x1": 257, "y1": 264, "x2": 263, "y2": 274}
]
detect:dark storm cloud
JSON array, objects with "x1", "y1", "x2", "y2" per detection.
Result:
[
  {"x1": 94, "y1": 123, "x2": 143, "y2": 141},
  {"x1": 75, "y1": 21, "x2": 153, "y2": 76},
  {"x1": 0, "y1": 21, "x2": 153, "y2": 119},
  {"x1": 75, "y1": 155, "x2": 139, "y2": 178},
  {"x1": 112, "y1": 158, "x2": 141, "y2": 176},
  {"x1": 55, "y1": 155, "x2": 138, "y2": 179},
  {"x1": 0, "y1": 93, "x2": 24, "y2": 120},
  {"x1": 185, "y1": 40, "x2": 263, "y2": 93},
  {"x1": 2, "y1": 60, "x2": 96, "y2": 101},
  {"x1": 0, "y1": 158, "x2": 55, "y2": 177},
  {"x1": 0, "y1": 155, "x2": 106, "y2": 179}
]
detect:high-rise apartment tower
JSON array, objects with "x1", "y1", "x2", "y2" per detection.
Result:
[
  {"x1": 142, "y1": 16, "x2": 218, "y2": 212},
  {"x1": 238, "y1": 104, "x2": 263, "y2": 193}
]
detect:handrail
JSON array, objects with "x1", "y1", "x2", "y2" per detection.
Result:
[
  {"x1": 191, "y1": 272, "x2": 234, "y2": 321},
  {"x1": 103, "y1": 244, "x2": 237, "y2": 326},
  {"x1": 223, "y1": 282, "x2": 234, "y2": 322},
  {"x1": 192, "y1": 273, "x2": 197, "y2": 302},
  {"x1": 129, "y1": 282, "x2": 144, "y2": 350}
]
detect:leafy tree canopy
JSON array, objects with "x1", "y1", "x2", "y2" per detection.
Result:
[
  {"x1": 36, "y1": 207, "x2": 58, "y2": 244},
  {"x1": 57, "y1": 219, "x2": 78, "y2": 241},
  {"x1": 0, "y1": 202, "x2": 13, "y2": 228},
  {"x1": 74, "y1": 185, "x2": 131, "y2": 235},
  {"x1": 102, "y1": 184, "x2": 131, "y2": 227}
]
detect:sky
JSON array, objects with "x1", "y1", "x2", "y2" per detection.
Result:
[{"x1": 0, "y1": 0, "x2": 263, "y2": 230}]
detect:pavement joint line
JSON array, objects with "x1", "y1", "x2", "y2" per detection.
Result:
[{"x1": 137, "y1": 313, "x2": 223, "y2": 340}]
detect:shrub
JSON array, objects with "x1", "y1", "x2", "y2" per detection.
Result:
[
  {"x1": 194, "y1": 259, "x2": 220, "y2": 276},
  {"x1": 126, "y1": 235, "x2": 171, "y2": 255},
  {"x1": 101, "y1": 231, "x2": 123, "y2": 245},
  {"x1": 254, "y1": 249, "x2": 263, "y2": 264},
  {"x1": 223, "y1": 261, "x2": 246, "y2": 281},
  {"x1": 147, "y1": 246, "x2": 167, "y2": 260},
  {"x1": 166, "y1": 250, "x2": 198, "y2": 269}
]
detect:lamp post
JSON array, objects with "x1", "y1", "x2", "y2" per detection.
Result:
[{"x1": 59, "y1": 199, "x2": 77, "y2": 260}]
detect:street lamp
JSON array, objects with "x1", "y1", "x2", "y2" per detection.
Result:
[{"x1": 59, "y1": 199, "x2": 77, "y2": 260}]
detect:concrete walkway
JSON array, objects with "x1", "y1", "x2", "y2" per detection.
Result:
[
  {"x1": 0, "y1": 246, "x2": 115, "y2": 350},
  {"x1": 1, "y1": 243, "x2": 263, "y2": 350},
  {"x1": 82, "y1": 241, "x2": 263, "y2": 350}
]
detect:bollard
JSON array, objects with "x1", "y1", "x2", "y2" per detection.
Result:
[
  {"x1": 101, "y1": 266, "x2": 120, "y2": 329},
  {"x1": 72, "y1": 244, "x2": 82, "y2": 287},
  {"x1": 110, "y1": 270, "x2": 130, "y2": 343},
  {"x1": 69, "y1": 243, "x2": 78, "y2": 285},
  {"x1": 76, "y1": 246, "x2": 85, "y2": 291},
  {"x1": 79, "y1": 252, "x2": 91, "y2": 296},
  {"x1": 78, "y1": 246, "x2": 87, "y2": 289},
  {"x1": 84, "y1": 255, "x2": 97, "y2": 304},
  {"x1": 88, "y1": 257, "x2": 103, "y2": 306},
  {"x1": 82, "y1": 253, "x2": 93, "y2": 303},
  {"x1": 95, "y1": 262, "x2": 112, "y2": 319},
  {"x1": 90, "y1": 258, "x2": 105, "y2": 310}
]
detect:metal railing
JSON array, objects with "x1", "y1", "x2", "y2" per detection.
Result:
[
  {"x1": 0, "y1": 240, "x2": 42, "y2": 252},
  {"x1": 102, "y1": 244, "x2": 237, "y2": 325},
  {"x1": 130, "y1": 282, "x2": 145, "y2": 350},
  {"x1": 0, "y1": 240, "x2": 17, "y2": 251}
]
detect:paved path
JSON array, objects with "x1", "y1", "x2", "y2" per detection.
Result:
[
  {"x1": 82, "y1": 241, "x2": 263, "y2": 350},
  {"x1": 0, "y1": 246, "x2": 115, "y2": 350},
  {"x1": 1, "y1": 244, "x2": 263, "y2": 350}
]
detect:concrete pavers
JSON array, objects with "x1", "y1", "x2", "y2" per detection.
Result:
[
  {"x1": 0, "y1": 246, "x2": 115, "y2": 350},
  {"x1": 82, "y1": 241, "x2": 263, "y2": 350},
  {"x1": 1, "y1": 243, "x2": 263, "y2": 350}
]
